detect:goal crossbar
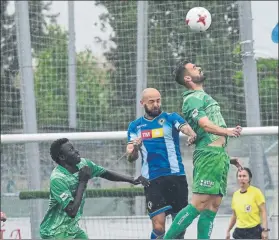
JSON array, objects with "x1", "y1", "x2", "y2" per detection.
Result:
[{"x1": 1, "y1": 126, "x2": 278, "y2": 144}]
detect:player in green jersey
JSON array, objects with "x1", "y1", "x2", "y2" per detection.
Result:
[
  {"x1": 163, "y1": 61, "x2": 243, "y2": 239},
  {"x1": 40, "y1": 138, "x2": 149, "y2": 239}
]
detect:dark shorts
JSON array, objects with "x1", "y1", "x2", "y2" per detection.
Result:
[
  {"x1": 144, "y1": 175, "x2": 188, "y2": 219},
  {"x1": 233, "y1": 224, "x2": 262, "y2": 239}
]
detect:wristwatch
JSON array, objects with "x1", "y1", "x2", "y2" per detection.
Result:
[{"x1": 262, "y1": 228, "x2": 270, "y2": 232}]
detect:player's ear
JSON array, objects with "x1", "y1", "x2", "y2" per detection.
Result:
[
  {"x1": 58, "y1": 153, "x2": 65, "y2": 162},
  {"x1": 184, "y1": 75, "x2": 192, "y2": 83}
]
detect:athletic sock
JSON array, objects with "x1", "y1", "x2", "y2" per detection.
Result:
[
  {"x1": 197, "y1": 209, "x2": 217, "y2": 239},
  {"x1": 151, "y1": 229, "x2": 165, "y2": 239}
]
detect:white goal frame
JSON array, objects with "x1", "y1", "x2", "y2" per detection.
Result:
[{"x1": 1, "y1": 126, "x2": 278, "y2": 144}]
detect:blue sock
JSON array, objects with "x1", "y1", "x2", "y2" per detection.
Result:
[{"x1": 151, "y1": 229, "x2": 165, "y2": 239}]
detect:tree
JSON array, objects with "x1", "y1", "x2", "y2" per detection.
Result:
[
  {"x1": 95, "y1": 1, "x2": 243, "y2": 129},
  {"x1": 34, "y1": 25, "x2": 111, "y2": 131},
  {"x1": 0, "y1": 1, "x2": 58, "y2": 132}
]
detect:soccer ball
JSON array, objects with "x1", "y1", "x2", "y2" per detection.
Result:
[{"x1": 185, "y1": 7, "x2": 212, "y2": 32}]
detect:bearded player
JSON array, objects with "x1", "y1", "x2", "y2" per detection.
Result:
[
  {"x1": 40, "y1": 138, "x2": 149, "y2": 239},
  {"x1": 163, "y1": 61, "x2": 242, "y2": 239},
  {"x1": 126, "y1": 88, "x2": 197, "y2": 239}
]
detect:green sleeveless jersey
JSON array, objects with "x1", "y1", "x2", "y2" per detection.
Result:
[
  {"x1": 182, "y1": 89, "x2": 228, "y2": 148},
  {"x1": 40, "y1": 158, "x2": 106, "y2": 238}
]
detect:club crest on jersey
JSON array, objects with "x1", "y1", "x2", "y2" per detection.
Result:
[
  {"x1": 147, "y1": 201, "x2": 153, "y2": 210},
  {"x1": 158, "y1": 118, "x2": 165, "y2": 125},
  {"x1": 245, "y1": 204, "x2": 252, "y2": 212},
  {"x1": 141, "y1": 128, "x2": 164, "y2": 139}
]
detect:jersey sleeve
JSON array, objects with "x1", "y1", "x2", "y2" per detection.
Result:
[
  {"x1": 85, "y1": 159, "x2": 106, "y2": 178},
  {"x1": 182, "y1": 96, "x2": 207, "y2": 124},
  {"x1": 127, "y1": 122, "x2": 138, "y2": 144},
  {"x1": 50, "y1": 177, "x2": 74, "y2": 209},
  {"x1": 255, "y1": 188, "x2": 265, "y2": 206},
  {"x1": 170, "y1": 112, "x2": 188, "y2": 131},
  {"x1": 231, "y1": 192, "x2": 236, "y2": 210}
]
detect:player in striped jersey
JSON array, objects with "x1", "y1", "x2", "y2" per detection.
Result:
[
  {"x1": 126, "y1": 88, "x2": 197, "y2": 239},
  {"x1": 40, "y1": 138, "x2": 149, "y2": 239}
]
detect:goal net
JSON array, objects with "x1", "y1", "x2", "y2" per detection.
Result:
[{"x1": 1, "y1": 0, "x2": 278, "y2": 239}]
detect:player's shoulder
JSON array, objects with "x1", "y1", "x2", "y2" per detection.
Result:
[
  {"x1": 162, "y1": 112, "x2": 182, "y2": 120},
  {"x1": 127, "y1": 117, "x2": 144, "y2": 130},
  {"x1": 50, "y1": 167, "x2": 67, "y2": 185},
  {"x1": 249, "y1": 185, "x2": 263, "y2": 195}
]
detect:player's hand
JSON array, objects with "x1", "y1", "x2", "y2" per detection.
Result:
[
  {"x1": 187, "y1": 132, "x2": 197, "y2": 146},
  {"x1": 261, "y1": 230, "x2": 268, "y2": 240},
  {"x1": 78, "y1": 166, "x2": 92, "y2": 183},
  {"x1": 0, "y1": 212, "x2": 7, "y2": 222},
  {"x1": 230, "y1": 157, "x2": 243, "y2": 171},
  {"x1": 127, "y1": 138, "x2": 142, "y2": 154},
  {"x1": 226, "y1": 125, "x2": 242, "y2": 137},
  {"x1": 225, "y1": 231, "x2": 230, "y2": 240},
  {"x1": 133, "y1": 175, "x2": 150, "y2": 187}
]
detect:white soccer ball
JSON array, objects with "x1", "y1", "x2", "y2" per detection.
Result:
[{"x1": 185, "y1": 7, "x2": 212, "y2": 32}]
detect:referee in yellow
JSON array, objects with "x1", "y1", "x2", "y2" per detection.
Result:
[{"x1": 226, "y1": 167, "x2": 269, "y2": 239}]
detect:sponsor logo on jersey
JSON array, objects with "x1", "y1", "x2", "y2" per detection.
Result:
[
  {"x1": 141, "y1": 128, "x2": 164, "y2": 139},
  {"x1": 136, "y1": 124, "x2": 147, "y2": 129}
]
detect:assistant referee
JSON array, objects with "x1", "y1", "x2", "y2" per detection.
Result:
[{"x1": 226, "y1": 167, "x2": 269, "y2": 239}]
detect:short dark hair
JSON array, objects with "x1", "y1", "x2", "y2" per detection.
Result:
[
  {"x1": 237, "y1": 167, "x2": 253, "y2": 182},
  {"x1": 50, "y1": 138, "x2": 69, "y2": 163},
  {"x1": 172, "y1": 60, "x2": 191, "y2": 86}
]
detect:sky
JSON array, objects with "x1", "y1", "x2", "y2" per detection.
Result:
[{"x1": 49, "y1": 1, "x2": 112, "y2": 57}]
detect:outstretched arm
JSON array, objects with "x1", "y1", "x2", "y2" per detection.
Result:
[
  {"x1": 198, "y1": 117, "x2": 242, "y2": 137},
  {"x1": 100, "y1": 170, "x2": 150, "y2": 187}
]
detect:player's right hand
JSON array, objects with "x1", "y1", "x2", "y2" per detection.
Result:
[
  {"x1": 226, "y1": 125, "x2": 242, "y2": 137},
  {"x1": 78, "y1": 166, "x2": 92, "y2": 182},
  {"x1": 127, "y1": 138, "x2": 142, "y2": 154}
]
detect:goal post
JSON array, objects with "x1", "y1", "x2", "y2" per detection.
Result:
[{"x1": 1, "y1": 126, "x2": 278, "y2": 144}]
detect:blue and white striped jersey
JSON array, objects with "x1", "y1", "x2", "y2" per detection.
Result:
[{"x1": 127, "y1": 112, "x2": 188, "y2": 180}]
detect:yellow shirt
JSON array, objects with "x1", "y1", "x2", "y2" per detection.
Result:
[{"x1": 231, "y1": 185, "x2": 265, "y2": 228}]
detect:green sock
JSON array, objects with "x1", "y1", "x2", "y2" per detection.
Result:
[
  {"x1": 164, "y1": 204, "x2": 200, "y2": 239},
  {"x1": 197, "y1": 209, "x2": 217, "y2": 239}
]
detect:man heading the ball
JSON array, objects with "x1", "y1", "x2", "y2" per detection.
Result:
[{"x1": 163, "y1": 61, "x2": 242, "y2": 239}]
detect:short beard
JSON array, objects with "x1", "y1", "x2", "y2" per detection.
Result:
[
  {"x1": 144, "y1": 105, "x2": 162, "y2": 118},
  {"x1": 192, "y1": 75, "x2": 206, "y2": 84}
]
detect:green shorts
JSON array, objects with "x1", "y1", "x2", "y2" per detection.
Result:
[
  {"x1": 192, "y1": 146, "x2": 230, "y2": 196},
  {"x1": 42, "y1": 228, "x2": 88, "y2": 239}
]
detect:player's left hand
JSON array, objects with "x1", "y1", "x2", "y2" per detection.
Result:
[
  {"x1": 133, "y1": 176, "x2": 150, "y2": 187},
  {"x1": 0, "y1": 212, "x2": 7, "y2": 222},
  {"x1": 230, "y1": 157, "x2": 243, "y2": 171},
  {"x1": 261, "y1": 230, "x2": 268, "y2": 240}
]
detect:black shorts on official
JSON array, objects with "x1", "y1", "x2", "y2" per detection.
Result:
[
  {"x1": 233, "y1": 224, "x2": 262, "y2": 239},
  {"x1": 144, "y1": 175, "x2": 188, "y2": 219}
]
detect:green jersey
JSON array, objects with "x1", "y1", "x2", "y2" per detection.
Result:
[
  {"x1": 182, "y1": 89, "x2": 228, "y2": 148},
  {"x1": 40, "y1": 158, "x2": 106, "y2": 238}
]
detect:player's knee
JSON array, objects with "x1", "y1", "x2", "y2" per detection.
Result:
[{"x1": 191, "y1": 194, "x2": 210, "y2": 211}]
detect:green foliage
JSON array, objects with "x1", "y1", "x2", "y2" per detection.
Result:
[
  {"x1": 34, "y1": 25, "x2": 110, "y2": 130},
  {"x1": 19, "y1": 187, "x2": 144, "y2": 199},
  {"x1": 1, "y1": 1, "x2": 58, "y2": 132}
]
